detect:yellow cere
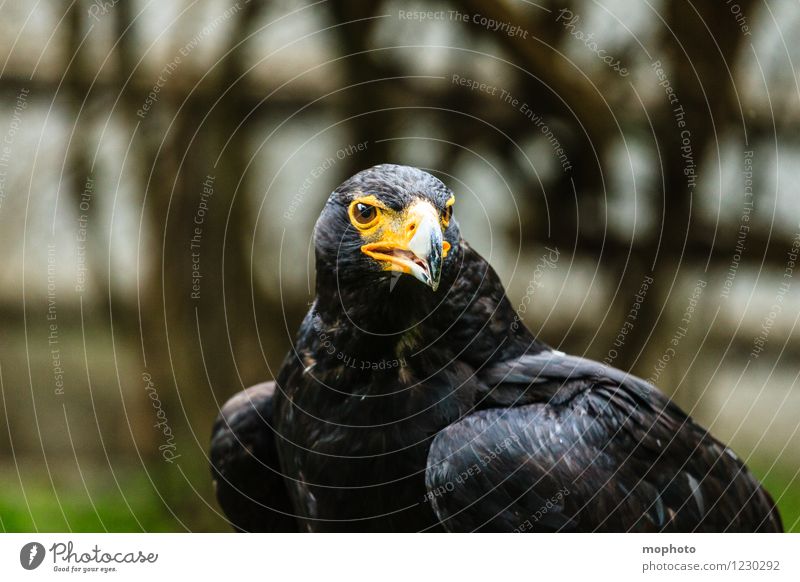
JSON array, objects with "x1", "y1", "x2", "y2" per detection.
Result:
[{"x1": 351, "y1": 195, "x2": 452, "y2": 273}]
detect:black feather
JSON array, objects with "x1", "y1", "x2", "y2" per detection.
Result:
[{"x1": 210, "y1": 382, "x2": 298, "y2": 532}]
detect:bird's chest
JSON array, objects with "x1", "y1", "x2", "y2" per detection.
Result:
[
  {"x1": 276, "y1": 354, "x2": 470, "y2": 531},
  {"x1": 286, "y1": 360, "x2": 452, "y2": 457},
  {"x1": 287, "y1": 329, "x2": 464, "y2": 448}
]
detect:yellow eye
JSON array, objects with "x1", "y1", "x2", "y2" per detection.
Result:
[
  {"x1": 349, "y1": 201, "x2": 379, "y2": 228},
  {"x1": 442, "y1": 195, "x2": 455, "y2": 227}
]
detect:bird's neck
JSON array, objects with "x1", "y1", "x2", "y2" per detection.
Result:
[
  {"x1": 309, "y1": 242, "x2": 547, "y2": 378},
  {"x1": 311, "y1": 271, "x2": 446, "y2": 366}
]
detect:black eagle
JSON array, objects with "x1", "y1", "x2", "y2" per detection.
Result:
[{"x1": 210, "y1": 164, "x2": 782, "y2": 532}]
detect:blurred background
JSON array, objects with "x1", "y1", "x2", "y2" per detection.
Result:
[{"x1": 1, "y1": 0, "x2": 799, "y2": 532}]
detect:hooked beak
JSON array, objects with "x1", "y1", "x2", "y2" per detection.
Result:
[{"x1": 361, "y1": 200, "x2": 450, "y2": 291}]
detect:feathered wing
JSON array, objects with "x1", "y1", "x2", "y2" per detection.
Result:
[
  {"x1": 210, "y1": 382, "x2": 298, "y2": 532},
  {"x1": 425, "y1": 352, "x2": 782, "y2": 532}
]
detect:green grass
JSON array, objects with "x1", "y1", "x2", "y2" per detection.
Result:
[
  {"x1": 1, "y1": 459, "x2": 798, "y2": 532},
  {"x1": 0, "y1": 475, "x2": 179, "y2": 532},
  {"x1": 751, "y1": 464, "x2": 800, "y2": 532},
  {"x1": 0, "y1": 459, "x2": 230, "y2": 532}
]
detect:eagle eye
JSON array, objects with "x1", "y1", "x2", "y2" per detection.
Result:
[
  {"x1": 349, "y1": 201, "x2": 379, "y2": 228},
  {"x1": 442, "y1": 195, "x2": 455, "y2": 227},
  {"x1": 442, "y1": 205, "x2": 453, "y2": 226}
]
